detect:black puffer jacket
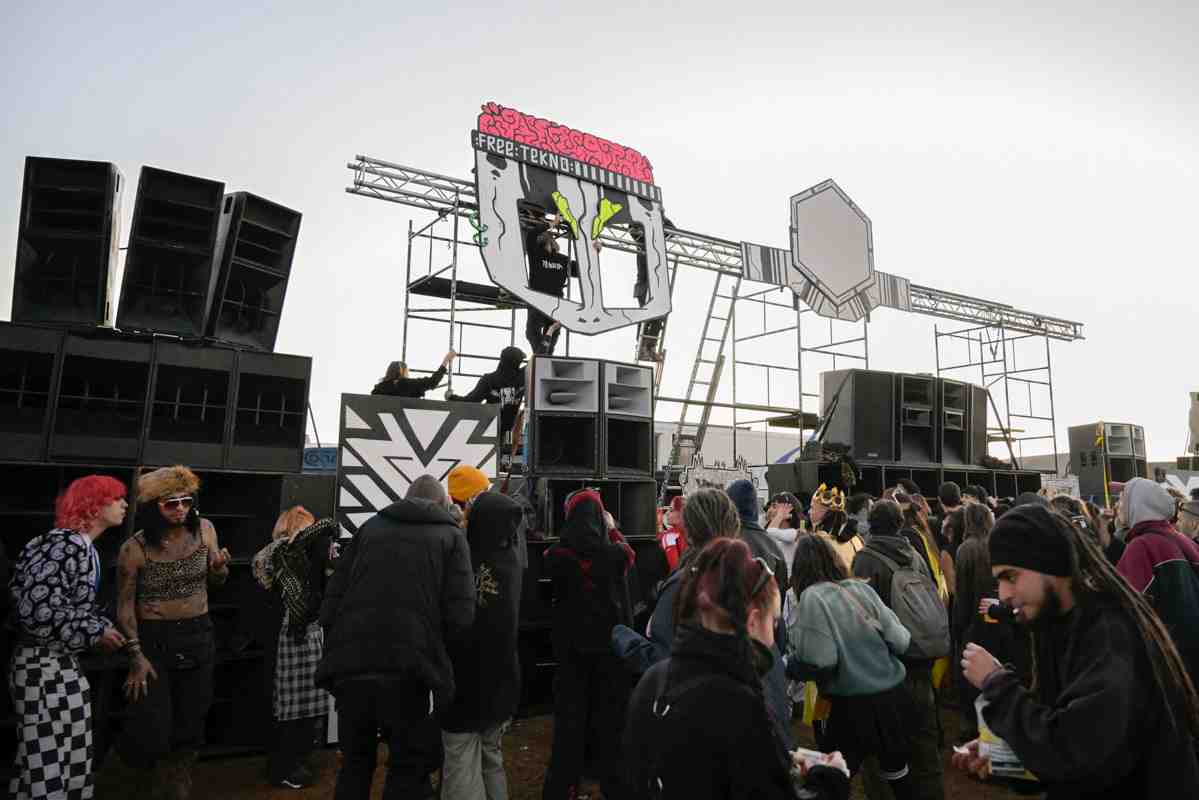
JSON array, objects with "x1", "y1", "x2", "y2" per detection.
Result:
[
  {"x1": 441, "y1": 492, "x2": 526, "y2": 733},
  {"x1": 623, "y1": 624, "x2": 849, "y2": 800},
  {"x1": 316, "y1": 499, "x2": 474, "y2": 709}
]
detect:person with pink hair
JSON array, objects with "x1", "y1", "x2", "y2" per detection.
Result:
[{"x1": 9, "y1": 475, "x2": 129, "y2": 799}]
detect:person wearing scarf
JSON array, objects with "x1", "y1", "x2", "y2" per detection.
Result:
[
  {"x1": 253, "y1": 507, "x2": 340, "y2": 789},
  {"x1": 1115, "y1": 477, "x2": 1199, "y2": 682}
]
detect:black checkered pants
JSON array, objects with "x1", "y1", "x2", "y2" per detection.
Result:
[{"x1": 8, "y1": 646, "x2": 94, "y2": 800}]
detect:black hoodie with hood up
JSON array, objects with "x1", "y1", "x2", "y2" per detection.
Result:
[
  {"x1": 447, "y1": 346, "x2": 526, "y2": 440},
  {"x1": 441, "y1": 492, "x2": 526, "y2": 733}
]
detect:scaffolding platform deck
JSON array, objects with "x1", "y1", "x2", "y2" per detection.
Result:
[{"x1": 408, "y1": 275, "x2": 524, "y2": 309}]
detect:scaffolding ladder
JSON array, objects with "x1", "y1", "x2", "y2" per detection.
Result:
[{"x1": 667, "y1": 271, "x2": 742, "y2": 466}]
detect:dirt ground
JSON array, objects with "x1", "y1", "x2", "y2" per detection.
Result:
[{"x1": 185, "y1": 706, "x2": 1034, "y2": 800}]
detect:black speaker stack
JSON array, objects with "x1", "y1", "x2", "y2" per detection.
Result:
[
  {"x1": 2, "y1": 155, "x2": 312, "y2": 767},
  {"x1": 524, "y1": 356, "x2": 658, "y2": 539},
  {"x1": 767, "y1": 368, "x2": 1042, "y2": 501},
  {"x1": 1068, "y1": 422, "x2": 1147, "y2": 501}
]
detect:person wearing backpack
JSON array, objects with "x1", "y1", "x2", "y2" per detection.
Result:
[
  {"x1": 852, "y1": 499, "x2": 948, "y2": 800},
  {"x1": 622, "y1": 538, "x2": 850, "y2": 800},
  {"x1": 787, "y1": 534, "x2": 916, "y2": 799}
]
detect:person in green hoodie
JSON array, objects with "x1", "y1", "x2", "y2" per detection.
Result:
[{"x1": 787, "y1": 534, "x2": 916, "y2": 800}]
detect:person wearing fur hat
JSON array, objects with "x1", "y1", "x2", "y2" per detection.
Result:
[
  {"x1": 541, "y1": 489, "x2": 635, "y2": 800},
  {"x1": 109, "y1": 465, "x2": 230, "y2": 799},
  {"x1": 953, "y1": 503, "x2": 1199, "y2": 798}
]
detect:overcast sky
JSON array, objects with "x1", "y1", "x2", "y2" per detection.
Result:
[{"x1": 3, "y1": 1, "x2": 1196, "y2": 462}]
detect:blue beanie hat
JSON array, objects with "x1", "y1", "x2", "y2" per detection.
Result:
[{"x1": 726, "y1": 479, "x2": 759, "y2": 523}]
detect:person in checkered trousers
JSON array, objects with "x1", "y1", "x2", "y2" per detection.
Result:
[{"x1": 8, "y1": 475, "x2": 130, "y2": 799}]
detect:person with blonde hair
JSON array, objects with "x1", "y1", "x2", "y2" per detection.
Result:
[{"x1": 254, "y1": 505, "x2": 340, "y2": 789}]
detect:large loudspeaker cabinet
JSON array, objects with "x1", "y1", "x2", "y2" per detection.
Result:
[
  {"x1": 528, "y1": 356, "x2": 601, "y2": 475},
  {"x1": 209, "y1": 192, "x2": 302, "y2": 351},
  {"x1": 116, "y1": 167, "x2": 225, "y2": 336},
  {"x1": 143, "y1": 341, "x2": 236, "y2": 469},
  {"x1": 897, "y1": 374, "x2": 937, "y2": 463},
  {"x1": 227, "y1": 351, "x2": 311, "y2": 473},
  {"x1": 0, "y1": 323, "x2": 63, "y2": 461},
  {"x1": 602, "y1": 361, "x2": 654, "y2": 477},
  {"x1": 971, "y1": 384, "x2": 989, "y2": 464},
  {"x1": 12, "y1": 157, "x2": 122, "y2": 327},
  {"x1": 819, "y1": 369, "x2": 896, "y2": 461},
  {"x1": 1069, "y1": 422, "x2": 1148, "y2": 501},
  {"x1": 939, "y1": 379, "x2": 969, "y2": 465},
  {"x1": 50, "y1": 334, "x2": 153, "y2": 462}
]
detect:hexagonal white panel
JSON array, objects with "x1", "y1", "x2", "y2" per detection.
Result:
[{"x1": 789, "y1": 179, "x2": 875, "y2": 305}]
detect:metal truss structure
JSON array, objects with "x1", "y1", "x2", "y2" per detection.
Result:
[{"x1": 348, "y1": 154, "x2": 1083, "y2": 469}]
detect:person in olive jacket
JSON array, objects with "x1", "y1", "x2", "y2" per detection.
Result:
[{"x1": 317, "y1": 475, "x2": 474, "y2": 800}]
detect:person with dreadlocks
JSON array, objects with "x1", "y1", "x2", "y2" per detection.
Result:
[
  {"x1": 623, "y1": 538, "x2": 851, "y2": 800},
  {"x1": 954, "y1": 504, "x2": 1199, "y2": 797},
  {"x1": 253, "y1": 506, "x2": 340, "y2": 789},
  {"x1": 809, "y1": 485, "x2": 864, "y2": 575},
  {"x1": 613, "y1": 488, "x2": 741, "y2": 674},
  {"x1": 541, "y1": 489, "x2": 635, "y2": 800}
]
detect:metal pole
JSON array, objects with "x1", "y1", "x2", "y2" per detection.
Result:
[
  {"x1": 796, "y1": 303, "x2": 804, "y2": 452},
  {"x1": 862, "y1": 317, "x2": 870, "y2": 369},
  {"x1": 1045, "y1": 335, "x2": 1060, "y2": 476},
  {"x1": 731, "y1": 277, "x2": 738, "y2": 465},
  {"x1": 933, "y1": 324, "x2": 941, "y2": 378},
  {"x1": 402, "y1": 218, "x2": 414, "y2": 364},
  {"x1": 445, "y1": 194, "x2": 463, "y2": 393},
  {"x1": 1000, "y1": 325, "x2": 1015, "y2": 462}
]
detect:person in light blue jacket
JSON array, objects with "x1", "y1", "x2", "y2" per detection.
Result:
[{"x1": 787, "y1": 534, "x2": 916, "y2": 800}]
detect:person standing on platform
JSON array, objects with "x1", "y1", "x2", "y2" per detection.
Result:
[
  {"x1": 446, "y1": 346, "x2": 527, "y2": 451},
  {"x1": 954, "y1": 504, "x2": 1199, "y2": 798},
  {"x1": 112, "y1": 466, "x2": 229, "y2": 800},
  {"x1": 372, "y1": 351, "x2": 457, "y2": 398},
  {"x1": 523, "y1": 214, "x2": 579, "y2": 356},
  {"x1": 253, "y1": 506, "x2": 340, "y2": 789},
  {"x1": 9, "y1": 475, "x2": 128, "y2": 800},
  {"x1": 317, "y1": 475, "x2": 474, "y2": 800},
  {"x1": 542, "y1": 489, "x2": 634, "y2": 800},
  {"x1": 440, "y1": 486, "x2": 526, "y2": 800}
]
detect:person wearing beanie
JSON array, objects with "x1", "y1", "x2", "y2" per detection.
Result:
[
  {"x1": 447, "y1": 465, "x2": 491, "y2": 510},
  {"x1": 953, "y1": 504, "x2": 1199, "y2": 798},
  {"x1": 542, "y1": 490, "x2": 634, "y2": 800},
  {"x1": 1113, "y1": 477, "x2": 1199, "y2": 682}
]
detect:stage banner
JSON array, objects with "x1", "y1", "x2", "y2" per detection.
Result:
[
  {"x1": 471, "y1": 102, "x2": 672, "y2": 336},
  {"x1": 336, "y1": 395, "x2": 498, "y2": 537}
]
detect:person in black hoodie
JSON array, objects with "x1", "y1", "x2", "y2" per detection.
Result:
[
  {"x1": 447, "y1": 346, "x2": 527, "y2": 450},
  {"x1": 954, "y1": 504, "x2": 1199, "y2": 798},
  {"x1": 523, "y1": 215, "x2": 579, "y2": 355},
  {"x1": 440, "y1": 490, "x2": 526, "y2": 800},
  {"x1": 623, "y1": 537, "x2": 851, "y2": 800},
  {"x1": 852, "y1": 499, "x2": 946, "y2": 800},
  {"x1": 541, "y1": 489, "x2": 634, "y2": 800},
  {"x1": 371, "y1": 351, "x2": 457, "y2": 398},
  {"x1": 316, "y1": 475, "x2": 474, "y2": 800}
]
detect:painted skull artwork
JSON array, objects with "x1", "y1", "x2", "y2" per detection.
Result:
[{"x1": 471, "y1": 102, "x2": 671, "y2": 335}]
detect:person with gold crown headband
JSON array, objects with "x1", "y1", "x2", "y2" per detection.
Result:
[{"x1": 810, "y1": 484, "x2": 865, "y2": 575}]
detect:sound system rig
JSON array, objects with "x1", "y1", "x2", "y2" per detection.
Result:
[
  {"x1": 518, "y1": 355, "x2": 664, "y2": 710},
  {"x1": 767, "y1": 368, "x2": 1043, "y2": 500},
  {"x1": 1, "y1": 156, "x2": 315, "y2": 767},
  {"x1": 1068, "y1": 422, "x2": 1148, "y2": 501}
]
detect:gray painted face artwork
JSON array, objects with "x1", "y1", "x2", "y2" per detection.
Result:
[{"x1": 474, "y1": 150, "x2": 672, "y2": 335}]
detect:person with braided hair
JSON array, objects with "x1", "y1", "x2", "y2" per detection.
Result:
[
  {"x1": 954, "y1": 504, "x2": 1199, "y2": 797},
  {"x1": 623, "y1": 538, "x2": 851, "y2": 800}
]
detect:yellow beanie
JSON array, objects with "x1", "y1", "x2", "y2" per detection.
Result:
[{"x1": 447, "y1": 465, "x2": 490, "y2": 503}]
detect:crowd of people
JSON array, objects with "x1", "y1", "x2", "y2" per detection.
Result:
[{"x1": 8, "y1": 461, "x2": 1199, "y2": 799}]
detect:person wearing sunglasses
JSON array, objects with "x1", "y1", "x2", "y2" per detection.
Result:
[
  {"x1": 107, "y1": 465, "x2": 230, "y2": 798},
  {"x1": 623, "y1": 538, "x2": 851, "y2": 800},
  {"x1": 1180, "y1": 500, "x2": 1199, "y2": 541}
]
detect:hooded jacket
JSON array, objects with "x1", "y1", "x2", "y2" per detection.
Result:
[
  {"x1": 623, "y1": 624, "x2": 849, "y2": 800},
  {"x1": 1115, "y1": 477, "x2": 1199, "y2": 681},
  {"x1": 372, "y1": 364, "x2": 447, "y2": 398},
  {"x1": 447, "y1": 346, "x2": 526, "y2": 440},
  {"x1": 442, "y1": 492, "x2": 526, "y2": 733},
  {"x1": 544, "y1": 494, "x2": 634, "y2": 657},
  {"x1": 316, "y1": 498, "x2": 474, "y2": 709}
]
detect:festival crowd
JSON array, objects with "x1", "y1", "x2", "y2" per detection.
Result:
[{"x1": 6, "y1": 459, "x2": 1199, "y2": 799}]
